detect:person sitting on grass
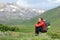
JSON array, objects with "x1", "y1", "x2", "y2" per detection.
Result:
[{"x1": 35, "y1": 18, "x2": 48, "y2": 36}]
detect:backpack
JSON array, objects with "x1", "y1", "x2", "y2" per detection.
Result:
[{"x1": 44, "y1": 20, "x2": 50, "y2": 29}]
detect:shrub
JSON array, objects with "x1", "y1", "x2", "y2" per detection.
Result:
[
  {"x1": 47, "y1": 32, "x2": 60, "y2": 39},
  {"x1": 0, "y1": 24, "x2": 19, "y2": 32}
]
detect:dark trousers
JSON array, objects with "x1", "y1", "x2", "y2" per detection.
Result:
[{"x1": 35, "y1": 27, "x2": 47, "y2": 35}]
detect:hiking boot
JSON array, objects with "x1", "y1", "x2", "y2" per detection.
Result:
[{"x1": 35, "y1": 34, "x2": 39, "y2": 36}]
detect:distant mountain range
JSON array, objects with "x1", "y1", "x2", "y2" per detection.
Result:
[
  {"x1": 0, "y1": 2, "x2": 45, "y2": 24},
  {"x1": 0, "y1": 3, "x2": 44, "y2": 19}
]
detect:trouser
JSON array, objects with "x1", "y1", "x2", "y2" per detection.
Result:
[{"x1": 35, "y1": 27, "x2": 47, "y2": 35}]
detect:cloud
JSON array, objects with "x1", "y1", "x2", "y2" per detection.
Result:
[
  {"x1": 47, "y1": 0, "x2": 60, "y2": 3},
  {"x1": 53, "y1": 0, "x2": 60, "y2": 3},
  {"x1": 46, "y1": 0, "x2": 60, "y2": 7},
  {"x1": 16, "y1": 0, "x2": 60, "y2": 10},
  {"x1": 16, "y1": 0, "x2": 31, "y2": 7},
  {"x1": 37, "y1": 0, "x2": 60, "y2": 9}
]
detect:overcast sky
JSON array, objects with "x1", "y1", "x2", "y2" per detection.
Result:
[{"x1": 0, "y1": 0, "x2": 60, "y2": 10}]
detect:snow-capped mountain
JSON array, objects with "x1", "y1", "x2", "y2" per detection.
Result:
[{"x1": 0, "y1": 2, "x2": 45, "y2": 21}]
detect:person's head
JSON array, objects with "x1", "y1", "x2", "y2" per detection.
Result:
[
  {"x1": 40, "y1": 18, "x2": 43, "y2": 20},
  {"x1": 38, "y1": 18, "x2": 43, "y2": 22}
]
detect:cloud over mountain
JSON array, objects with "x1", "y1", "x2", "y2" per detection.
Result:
[{"x1": 16, "y1": 0, "x2": 60, "y2": 10}]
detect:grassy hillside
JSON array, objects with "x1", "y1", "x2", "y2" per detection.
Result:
[
  {"x1": 32, "y1": 6, "x2": 60, "y2": 32},
  {"x1": 0, "y1": 6, "x2": 60, "y2": 40},
  {"x1": 23, "y1": 6, "x2": 60, "y2": 32},
  {"x1": 21, "y1": 6, "x2": 60, "y2": 39},
  {"x1": 28, "y1": 6, "x2": 60, "y2": 39}
]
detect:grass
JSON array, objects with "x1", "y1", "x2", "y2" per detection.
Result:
[
  {"x1": 0, "y1": 32, "x2": 51, "y2": 40},
  {"x1": 0, "y1": 24, "x2": 60, "y2": 40},
  {"x1": 0, "y1": 6, "x2": 60, "y2": 40}
]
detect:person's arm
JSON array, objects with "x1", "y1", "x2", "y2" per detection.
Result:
[
  {"x1": 35, "y1": 24, "x2": 39, "y2": 27},
  {"x1": 35, "y1": 22, "x2": 43, "y2": 27}
]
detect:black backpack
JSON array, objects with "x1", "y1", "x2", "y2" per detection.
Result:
[{"x1": 44, "y1": 20, "x2": 50, "y2": 28}]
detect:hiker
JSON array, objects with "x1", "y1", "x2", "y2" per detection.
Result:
[{"x1": 35, "y1": 18, "x2": 47, "y2": 36}]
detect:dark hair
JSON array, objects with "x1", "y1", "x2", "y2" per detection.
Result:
[{"x1": 41, "y1": 18, "x2": 43, "y2": 20}]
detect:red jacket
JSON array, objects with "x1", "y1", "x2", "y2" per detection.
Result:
[{"x1": 35, "y1": 20, "x2": 46, "y2": 28}]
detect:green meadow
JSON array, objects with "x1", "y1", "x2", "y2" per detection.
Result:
[{"x1": 0, "y1": 6, "x2": 60, "y2": 40}]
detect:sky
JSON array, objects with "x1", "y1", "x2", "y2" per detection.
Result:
[{"x1": 0, "y1": 0, "x2": 60, "y2": 10}]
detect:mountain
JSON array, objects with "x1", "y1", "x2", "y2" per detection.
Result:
[
  {"x1": 29, "y1": 6, "x2": 60, "y2": 26},
  {"x1": 39, "y1": 6, "x2": 60, "y2": 32},
  {"x1": 25, "y1": 6, "x2": 60, "y2": 33},
  {"x1": 0, "y1": 6, "x2": 60, "y2": 40},
  {"x1": 20, "y1": 6, "x2": 60, "y2": 39},
  {"x1": 0, "y1": 2, "x2": 44, "y2": 24}
]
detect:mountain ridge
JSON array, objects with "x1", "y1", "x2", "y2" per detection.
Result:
[{"x1": 0, "y1": 2, "x2": 45, "y2": 24}]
